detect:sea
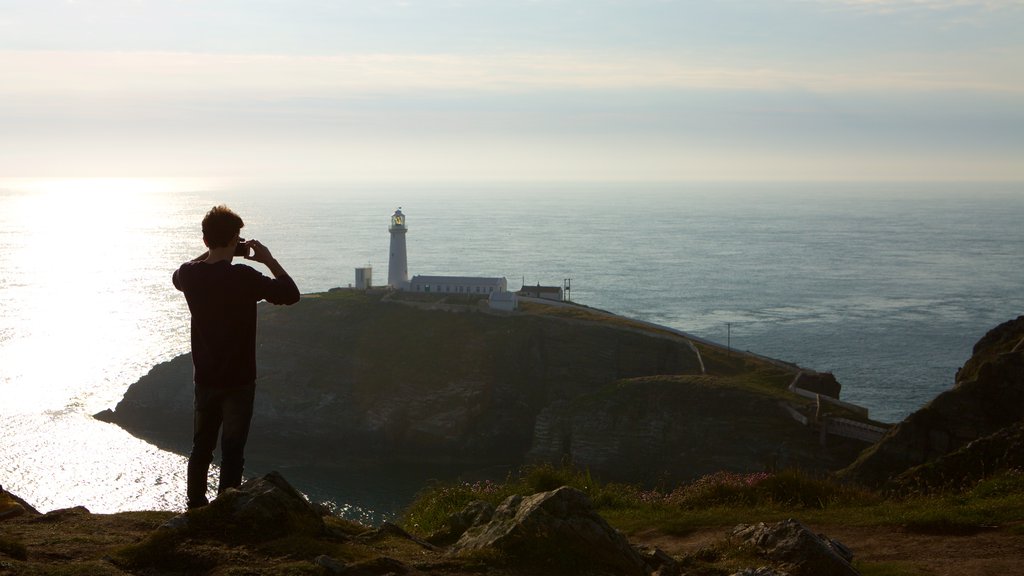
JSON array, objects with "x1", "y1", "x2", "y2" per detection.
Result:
[{"x1": 1, "y1": 178, "x2": 1022, "y2": 523}]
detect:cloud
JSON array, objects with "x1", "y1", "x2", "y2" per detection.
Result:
[{"x1": 1, "y1": 49, "x2": 1019, "y2": 100}]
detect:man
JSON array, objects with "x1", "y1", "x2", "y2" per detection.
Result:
[{"x1": 173, "y1": 205, "x2": 300, "y2": 509}]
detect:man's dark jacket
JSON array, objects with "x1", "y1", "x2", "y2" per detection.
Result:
[{"x1": 173, "y1": 260, "x2": 300, "y2": 388}]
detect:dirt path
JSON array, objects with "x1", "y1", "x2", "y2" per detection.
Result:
[{"x1": 632, "y1": 522, "x2": 1024, "y2": 576}]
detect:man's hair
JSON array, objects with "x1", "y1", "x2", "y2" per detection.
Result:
[{"x1": 202, "y1": 205, "x2": 245, "y2": 248}]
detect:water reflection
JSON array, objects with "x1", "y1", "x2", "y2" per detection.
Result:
[{"x1": 0, "y1": 179, "x2": 204, "y2": 513}]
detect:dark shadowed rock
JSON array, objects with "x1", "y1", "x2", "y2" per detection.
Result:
[
  {"x1": 732, "y1": 519, "x2": 859, "y2": 576},
  {"x1": 0, "y1": 485, "x2": 40, "y2": 517},
  {"x1": 528, "y1": 376, "x2": 864, "y2": 484},
  {"x1": 636, "y1": 545, "x2": 681, "y2": 575},
  {"x1": 892, "y1": 420, "x2": 1024, "y2": 492},
  {"x1": 842, "y1": 316, "x2": 1024, "y2": 486},
  {"x1": 162, "y1": 471, "x2": 323, "y2": 542},
  {"x1": 102, "y1": 294, "x2": 855, "y2": 486},
  {"x1": 451, "y1": 486, "x2": 649, "y2": 575},
  {"x1": 427, "y1": 499, "x2": 496, "y2": 545},
  {"x1": 793, "y1": 371, "x2": 841, "y2": 399},
  {"x1": 316, "y1": 555, "x2": 417, "y2": 575},
  {"x1": 105, "y1": 296, "x2": 704, "y2": 471},
  {"x1": 731, "y1": 569, "x2": 791, "y2": 576}
]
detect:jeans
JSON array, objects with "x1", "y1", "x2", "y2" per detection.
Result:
[{"x1": 186, "y1": 383, "x2": 255, "y2": 508}]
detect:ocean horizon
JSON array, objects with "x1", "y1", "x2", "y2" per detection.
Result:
[{"x1": 2, "y1": 178, "x2": 1023, "y2": 521}]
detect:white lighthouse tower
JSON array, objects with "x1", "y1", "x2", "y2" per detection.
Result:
[{"x1": 387, "y1": 208, "x2": 409, "y2": 289}]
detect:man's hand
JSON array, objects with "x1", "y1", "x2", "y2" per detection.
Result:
[
  {"x1": 244, "y1": 239, "x2": 274, "y2": 264},
  {"x1": 243, "y1": 240, "x2": 290, "y2": 279}
]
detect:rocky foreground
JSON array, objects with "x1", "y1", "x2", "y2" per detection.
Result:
[{"x1": 3, "y1": 471, "x2": 1023, "y2": 576}]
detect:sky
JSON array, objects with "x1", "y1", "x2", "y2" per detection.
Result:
[{"x1": 1, "y1": 0, "x2": 1022, "y2": 183}]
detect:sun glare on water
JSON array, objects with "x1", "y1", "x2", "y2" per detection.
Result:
[{"x1": 0, "y1": 178, "x2": 201, "y2": 412}]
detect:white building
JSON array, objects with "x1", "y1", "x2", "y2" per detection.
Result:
[
  {"x1": 489, "y1": 290, "x2": 518, "y2": 312},
  {"x1": 354, "y1": 267, "x2": 372, "y2": 290},
  {"x1": 409, "y1": 275, "x2": 507, "y2": 295}
]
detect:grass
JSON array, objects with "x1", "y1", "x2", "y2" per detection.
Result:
[
  {"x1": 397, "y1": 464, "x2": 1024, "y2": 575},
  {"x1": 0, "y1": 532, "x2": 28, "y2": 561},
  {"x1": 401, "y1": 464, "x2": 1024, "y2": 540}
]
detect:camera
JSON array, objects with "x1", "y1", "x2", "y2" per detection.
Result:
[{"x1": 234, "y1": 238, "x2": 252, "y2": 258}]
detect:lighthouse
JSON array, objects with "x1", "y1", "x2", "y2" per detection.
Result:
[{"x1": 388, "y1": 208, "x2": 409, "y2": 289}]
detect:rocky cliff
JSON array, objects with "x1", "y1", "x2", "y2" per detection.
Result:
[
  {"x1": 841, "y1": 315, "x2": 1024, "y2": 487},
  {"x1": 101, "y1": 291, "x2": 859, "y2": 482}
]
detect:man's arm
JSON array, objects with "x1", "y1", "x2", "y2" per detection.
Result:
[
  {"x1": 245, "y1": 240, "x2": 300, "y2": 304},
  {"x1": 172, "y1": 251, "x2": 209, "y2": 291},
  {"x1": 246, "y1": 240, "x2": 287, "y2": 278}
]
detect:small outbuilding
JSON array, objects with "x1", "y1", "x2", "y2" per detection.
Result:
[
  {"x1": 488, "y1": 291, "x2": 518, "y2": 312},
  {"x1": 517, "y1": 284, "x2": 563, "y2": 301}
]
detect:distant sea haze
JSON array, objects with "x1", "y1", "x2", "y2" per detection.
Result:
[{"x1": 1, "y1": 180, "x2": 1023, "y2": 517}]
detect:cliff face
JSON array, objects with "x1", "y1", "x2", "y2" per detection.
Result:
[
  {"x1": 528, "y1": 375, "x2": 859, "y2": 484},
  {"x1": 841, "y1": 316, "x2": 1024, "y2": 487},
  {"x1": 104, "y1": 292, "x2": 850, "y2": 482}
]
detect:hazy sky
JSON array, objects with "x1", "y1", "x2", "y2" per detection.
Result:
[{"x1": 1, "y1": 0, "x2": 1022, "y2": 182}]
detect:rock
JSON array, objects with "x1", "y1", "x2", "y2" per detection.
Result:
[
  {"x1": 324, "y1": 556, "x2": 415, "y2": 575},
  {"x1": 0, "y1": 487, "x2": 26, "y2": 521},
  {"x1": 0, "y1": 486, "x2": 39, "y2": 517},
  {"x1": 451, "y1": 486, "x2": 649, "y2": 575},
  {"x1": 103, "y1": 296, "x2": 713, "y2": 481},
  {"x1": 0, "y1": 498, "x2": 25, "y2": 520},
  {"x1": 31, "y1": 507, "x2": 90, "y2": 523},
  {"x1": 427, "y1": 499, "x2": 496, "y2": 545},
  {"x1": 315, "y1": 554, "x2": 347, "y2": 573},
  {"x1": 92, "y1": 408, "x2": 116, "y2": 423},
  {"x1": 158, "y1": 514, "x2": 190, "y2": 531},
  {"x1": 314, "y1": 555, "x2": 416, "y2": 575},
  {"x1": 842, "y1": 316, "x2": 1024, "y2": 486},
  {"x1": 731, "y1": 569, "x2": 791, "y2": 576},
  {"x1": 175, "y1": 471, "x2": 324, "y2": 542},
  {"x1": 636, "y1": 545, "x2": 681, "y2": 575},
  {"x1": 357, "y1": 521, "x2": 438, "y2": 551},
  {"x1": 793, "y1": 371, "x2": 841, "y2": 399},
  {"x1": 528, "y1": 375, "x2": 863, "y2": 484},
  {"x1": 892, "y1": 421, "x2": 1024, "y2": 492},
  {"x1": 732, "y1": 519, "x2": 859, "y2": 576}
]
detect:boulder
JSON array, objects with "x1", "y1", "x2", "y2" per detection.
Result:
[
  {"x1": 427, "y1": 499, "x2": 496, "y2": 545},
  {"x1": 793, "y1": 371, "x2": 841, "y2": 399},
  {"x1": 732, "y1": 519, "x2": 858, "y2": 576},
  {"x1": 451, "y1": 486, "x2": 648, "y2": 575},
  {"x1": 0, "y1": 485, "x2": 39, "y2": 518},
  {"x1": 163, "y1": 471, "x2": 324, "y2": 542}
]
